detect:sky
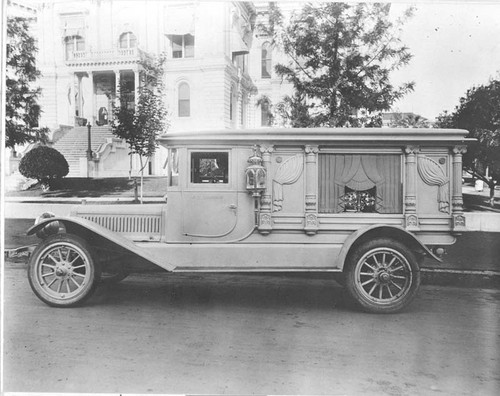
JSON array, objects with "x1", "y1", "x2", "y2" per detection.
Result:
[{"x1": 388, "y1": 1, "x2": 500, "y2": 120}]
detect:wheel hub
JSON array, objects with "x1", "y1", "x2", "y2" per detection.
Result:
[
  {"x1": 55, "y1": 267, "x2": 67, "y2": 277},
  {"x1": 378, "y1": 271, "x2": 391, "y2": 284},
  {"x1": 55, "y1": 262, "x2": 72, "y2": 278}
]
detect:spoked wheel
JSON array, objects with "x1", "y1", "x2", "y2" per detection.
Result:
[
  {"x1": 28, "y1": 234, "x2": 101, "y2": 307},
  {"x1": 345, "y1": 238, "x2": 421, "y2": 313}
]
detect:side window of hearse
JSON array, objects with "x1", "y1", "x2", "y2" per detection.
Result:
[
  {"x1": 318, "y1": 154, "x2": 402, "y2": 214},
  {"x1": 191, "y1": 152, "x2": 229, "y2": 184},
  {"x1": 168, "y1": 148, "x2": 179, "y2": 187}
]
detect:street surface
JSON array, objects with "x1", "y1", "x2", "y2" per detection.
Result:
[{"x1": 3, "y1": 264, "x2": 499, "y2": 395}]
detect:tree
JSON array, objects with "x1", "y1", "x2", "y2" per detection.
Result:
[
  {"x1": 435, "y1": 79, "x2": 500, "y2": 206},
  {"x1": 388, "y1": 112, "x2": 431, "y2": 128},
  {"x1": 6, "y1": 17, "x2": 49, "y2": 149},
  {"x1": 112, "y1": 52, "x2": 170, "y2": 202},
  {"x1": 259, "y1": 2, "x2": 415, "y2": 127},
  {"x1": 18, "y1": 146, "x2": 69, "y2": 191}
]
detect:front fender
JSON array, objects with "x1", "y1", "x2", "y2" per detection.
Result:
[
  {"x1": 28, "y1": 217, "x2": 175, "y2": 271},
  {"x1": 337, "y1": 224, "x2": 443, "y2": 270}
]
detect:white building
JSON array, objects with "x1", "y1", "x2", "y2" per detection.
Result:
[{"x1": 9, "y1": 0, "x2": 296, "y2": 177}]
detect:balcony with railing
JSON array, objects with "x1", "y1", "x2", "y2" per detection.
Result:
[{"x1": 66, "y1": 47, "x2": 139, "y2": 65}]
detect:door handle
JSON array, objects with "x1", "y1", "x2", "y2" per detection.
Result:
[{"x1": 229, "y1": 204, "x2": 237, "y2": 210}]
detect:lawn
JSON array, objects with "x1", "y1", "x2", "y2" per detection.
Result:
[{"x1": 4, "y1": 177, "x2": 168, "y2": 198}]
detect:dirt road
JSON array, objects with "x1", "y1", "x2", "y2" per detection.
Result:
[{"x1": 3, "y1": 265, "x2": 499, "y2": 395}]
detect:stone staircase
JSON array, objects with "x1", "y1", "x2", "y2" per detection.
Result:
[{"x1": 53, "y1": 126, "x2": 116, "y2": 176}]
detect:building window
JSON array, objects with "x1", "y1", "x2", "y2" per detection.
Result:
[
  {"x1": 261, "y1": 100, "x2": 271, "y2": 126},
  {"x1": 261, "y1": 42, "x2": 272, "y2": 78},
  {"x1": 318, "y1": 154, "x2": 402, "y2": 214},
  {"x1": 232, "y1": 53, "x2": 247, "y2": 73},
  {"x1": 65, "y1": 35, "x2": 85, "y2": 60},
  {"x1": 178, "y1": 82, "x2": 190, "y2": 117},
  {"x1": 170, "y1": 34, "x2": 194, "y2": 58},
  {"x1": 191, "y1": 152, "x2": 229, "y2": 184},
  {"x1": 119, "y1": 32, "x2": 137, "y2": 49}
]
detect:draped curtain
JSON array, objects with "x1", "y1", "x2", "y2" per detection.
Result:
[
  {"x1": 273, "y1": 155, "x2": 303, "y2": 211},
  {"x1": 417, "y1": 155, "x2": 449, "y2": 212},
  {"x1": 318, "y1": 154, "x2": 402, "y2": 214}
]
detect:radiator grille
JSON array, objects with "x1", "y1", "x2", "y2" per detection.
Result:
[{"x1": 79, "y1": 214, "x2": 161, "y2": 235}]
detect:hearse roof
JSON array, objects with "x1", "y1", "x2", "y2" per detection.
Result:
[{"x1": 159, "y1": 128, "x2": 471, "y2": 146}]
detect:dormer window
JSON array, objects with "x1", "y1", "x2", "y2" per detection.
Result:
[{"x1": 119, "y1": 32, "x2": 137, "y2": 49}]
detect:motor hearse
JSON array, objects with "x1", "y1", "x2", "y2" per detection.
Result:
[{"x1": 27, "y1": 128, "x2": 470, "y2": 313}]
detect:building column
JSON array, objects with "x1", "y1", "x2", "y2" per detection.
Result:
[
  {"x1": 404, "y1": 145, "x2": 420, "y2": 231},
  {"x1": 70, "y1": 72, "x2": 77, "y2": 124},
  {"x1": 452, "y1": 145, "x2": 467, "y2": 231},
  {"x1": 304, "y1": 145, "x2": 319, "y2": 235},
  {"x1": 76, "y1": 74, "x2": 83, "y2": 119},
  {"x1": 114, "y1": 69, "x2": 121, "y2": 109},
  {"x1": 258, "y1": 145, "x2": 274, "y2": 235},
  {"x1": 89, "y1": 71, "x2": 95, "y2": 125},
  {"x1": 134, "y1": 68, "x2": 140, "y2": 109}
]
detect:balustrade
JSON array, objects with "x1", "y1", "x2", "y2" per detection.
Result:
[{"x1": 67, "y1": 47, "x2": 138, "y2": 62}]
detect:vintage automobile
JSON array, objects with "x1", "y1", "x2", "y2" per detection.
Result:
[{"x1": 27, "y1": 128, "x2": 470, "y2": 313}]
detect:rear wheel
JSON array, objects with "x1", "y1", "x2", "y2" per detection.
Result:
[
  {"x1": 28, "y1": 234, "x2": 101, "y2": 307},
  {"x1": 345, "y1": 238, "x2": 421, "y2": 313}
]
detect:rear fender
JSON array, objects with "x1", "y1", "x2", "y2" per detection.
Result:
[
  {"x1": 337, "y1": 225, "x2": 442, "y2": 270},
  {"x1": 27, "y1": 217, "x2": 174, "y2": 271}
]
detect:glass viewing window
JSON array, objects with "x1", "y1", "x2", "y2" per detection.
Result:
[{"x1": 191, "y1": 152, "x2": 229, "y2": 184}]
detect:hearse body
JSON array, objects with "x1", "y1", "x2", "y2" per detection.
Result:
[{"x1": 28, "y1": 128, "x2": 470, "y2": 312}]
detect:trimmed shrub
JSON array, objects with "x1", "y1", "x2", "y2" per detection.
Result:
[{"x1": 19, "y1": 146, "x2": 69, "y2": 190}]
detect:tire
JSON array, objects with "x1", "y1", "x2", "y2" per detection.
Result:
[
  {"x1": 28, "y1": 233, "x2": 101, "y2": 307},
  {"x1": 344, "y1": 238, "x2": 421, "y2": 313}
]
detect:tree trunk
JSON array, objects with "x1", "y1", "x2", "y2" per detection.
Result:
[
  {"x1": 129, "y1": 154, "x2": 132, "y2": 180},
  {"x1": 488, "y1": 180, "x2": 496, "y2": 207},
  {"x1": 139, "y1": 156, "x2": 144, "y2": 204}
]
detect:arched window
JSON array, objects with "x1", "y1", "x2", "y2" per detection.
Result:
[
  {"x1": 65, "y1": 35, "x2": 85, "y2": 60},
  {"x1": 178, "y1": 82, "x2": 190, "y2": 117},
  {"x1": 261, "y1": 42, "x2": 272, "y2": 79},
  {"x1": 119, "y1": 32, "x2": 137, "y2": 49}
]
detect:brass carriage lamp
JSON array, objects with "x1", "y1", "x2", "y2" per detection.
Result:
[{"x1": 245, "y1": 146, "x2": 267, "y2": 197}]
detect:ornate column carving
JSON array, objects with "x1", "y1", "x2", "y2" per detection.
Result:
[
  {"x1": 404, "y1": 145, "x2": 420, "y2": 231},
  {"x1": 258, "y1": 145, "x2": 274, "y2": 234},
  {"x1": 452, "y1": 145, "x2": 467, "y2": 231},
  {"x1": 304, "y1": 145, "x2": 319, "y2": 235}
]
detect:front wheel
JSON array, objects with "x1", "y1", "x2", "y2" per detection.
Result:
[
  {"x1": 28, "y1": 234, "x2": 101, "y2": 307},
  {"x1": 345, "y1": 238, "x2": 421, "y2": 313}
]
